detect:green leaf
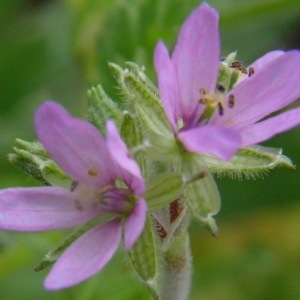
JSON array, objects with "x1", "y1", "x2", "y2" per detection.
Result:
[{"x1": 203, "y1": 145, "x2": 295, "y2": 180}]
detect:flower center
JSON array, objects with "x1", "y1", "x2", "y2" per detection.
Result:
[
  {"x1": 198, "y1": 54, "x2": 255, "y2": 123},
  {"x1": 198, "y1": 87, "x2": 235, "y2": 122},
  {"x1": 70, "y1": 180, "x2": 135, "y2": 218}
]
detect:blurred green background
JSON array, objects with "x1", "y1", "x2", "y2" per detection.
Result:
[{"x1": 1, "y1": 0, "x2": 300, "y2": 299}]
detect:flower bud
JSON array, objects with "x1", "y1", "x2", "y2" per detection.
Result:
[
  {"x1": 87, "y1": 84, "x2": 122, "y2": 134},
  {"x1": 109, "y1": 62, "x2": 171, "y2": 136}
]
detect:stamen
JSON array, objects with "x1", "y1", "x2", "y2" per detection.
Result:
[
  {"x1": 218, "y1": 102, "x2": 224, "y2": 116},
  {"x1": 200, "y1": 98, "x2": 208, "y2": 105},
  {"x1": 99, "y1": 185, "x2": 114, "y2": 194},
  {"x1": 74, "y1": 199, "x2": 83, "y2": 211},
  {"x1": 216, "y1": 83, "x2": 225, "y2": 93},
  {"x1": 70, "y1": 180, "x2": 79, "y2": 192},
  {"x1": 228, "y1": 94, "x2": 235, "y2": 108},
  {"x1": 198, "y1": 171, "x2": 208, "y2": 178},
  {"x1": 88, "y1": 168, "x2": 99, "y2": 176},
  {"x1": 230, "y1": 61, "x2": 247, "y2": 74},
  {"x1": 199, "y1": 87, "x2": 207, "y2": 95},
  {"x1": 248, "y1": 67, "x2": 254, "y2": 77}
]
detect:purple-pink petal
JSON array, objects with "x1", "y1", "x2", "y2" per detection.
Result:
[
  {"x1": 106, "y1": 121, "x2": 145, "y2": 196},
  {"x1": 249, "y1": 50, "x2": 284, "y2": 73},
  {"x1": 241, "y1": 107, "x2": 300, "y2": 146},
  {"x1": 124, "y1": 198, "x2": 147, "y2": 250},
  {"x1": 171, "y1": 2, "x2": 220, "y2": 120},
  {"x1": 0, "y1": 187, "x2": 98, "y2": 231},
  {"x1": 215, "y1": 51, "x2": 300, "y2": 130},
  {"x1": 44, "y1": 221, "x2": 122, "y2": 290},
  {"x1": 154, "y1": 41, "x2": 180, "y2": 131},
  {"x1": 178, "y1": 125, "x2": 241, "y2": 161},
  {"x1": 35, "y1": 101, "x2": 115, "y2": 188}
]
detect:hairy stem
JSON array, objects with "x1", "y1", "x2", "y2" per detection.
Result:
[
  {"x1": 156, "y1": 202, "x2": 192, "y2": 300},
  {"x1": 159, "y1": 232, "x2": 192, "y2": 300}
]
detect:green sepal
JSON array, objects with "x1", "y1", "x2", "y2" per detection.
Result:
[
  {"x1": 182, "y1": 155, "x2": 221, "y2": 236},
  {"x1": 35, "y1": 214, "x2": 114, "y2": 272},
  {"x1": 145, "y1": 132, "x2": 181, "y2": 162},
  {"x1": 108, "y1": 62, "x2": 171, "y2": 136},
  {"x1": 202, "y1": 145, "x2": 295, "y2": 180},
  {"x1": 145, "y1": 172, "x2": 185, "y2": 212},
  {"x1": 127, "y1": 217, "x2": 157, "y2": 284},
  {"x1": 87, "y1": 84, "x2": 123, "y2": 134}
]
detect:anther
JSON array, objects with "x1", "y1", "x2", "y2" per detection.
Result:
[
  {"x1": 70, "y1": 180, "x2": 79, "y2": 192},
  {"x1": 199, "y1": 88, "x2": 207, "y2": 95},
  {"x1": 248, "y1": 67, "x2": 254, "y2": 77},
  {"x1": 216, "y1": 83, "x2": 225, "y2": 93},
  {"x1": 228, "y1": 94, "x2": 235, "y2": 108},
  {"x1": 230, "y1": 61, "x2": 247, "y2": 74},
  {"x1": 217, "y1": 102, "x2": 224, "y2": 116},
  {"x1": 88, "y1": 168, "x2": 99, "y2": 176},
  {"x1": 198, "y1": 171, "x2": 208, "y2": 179},
  {"x1": 74, "y1": 199, "x2": 83, "y2": 211}
]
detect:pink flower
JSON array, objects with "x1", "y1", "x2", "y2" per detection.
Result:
[
  {"x1": 154, "y1": 2, "x2": 300, "y2": 161},
  {"x1": 0, "y1": 101, "x2": 147, "y2": 290}
]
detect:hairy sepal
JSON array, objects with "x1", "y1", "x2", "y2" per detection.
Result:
[
  {"x1": 127, "y1": 217, "x2": 158, "y2": 287},
  {"x1": 202, "y1": 145, "x2": 295, "y2": 180},
  {"x1": 182, "y1": 155, "x2": 221, "y2": 236},
  {"x1": 145, "y1": 172, "x2": 185, "y2": 212}
]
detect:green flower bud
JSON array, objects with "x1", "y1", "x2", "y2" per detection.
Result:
[
  {"x1": 8, "y1": 139, "x2": 49, "y2": 184},
  {"x1": 109, "y1": 62, "x2": 171, "y2": 136},
  {"x1": 87, "y1": 85, "x2": 122, "y2": 134}
]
